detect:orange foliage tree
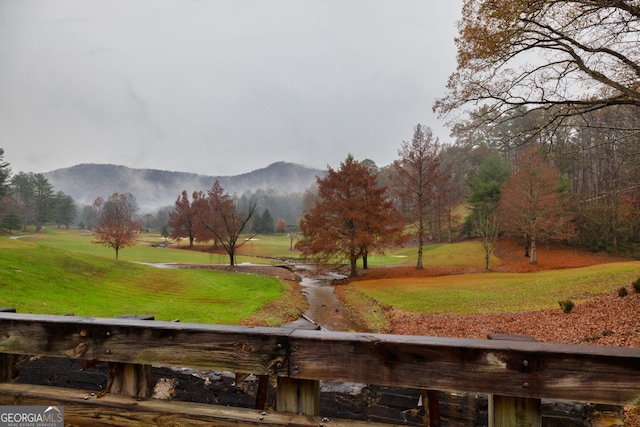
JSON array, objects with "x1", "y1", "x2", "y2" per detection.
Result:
[
  {"x1": 275, "y1": 218, "x2": 288, "y2": 233},
  {"x1": 168, "y1": 190, "x2": 199, "y2": 247},
  {"x1": 498, "y1": 147, "x2": 574, "y2": 264},
  {"x1": 93, "y1": 192, "x2": 139, "y2": 260},
  {"x1": 297, "y1": 155, "x2": 406, "y2": 277}
]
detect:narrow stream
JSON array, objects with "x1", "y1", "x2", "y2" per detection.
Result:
[
  {"x1": 295, "y1": 268, "x2": 363, "y2": 332},
  {"x1": 136, "y1": 261, "x2": 363, "y2": 332}
]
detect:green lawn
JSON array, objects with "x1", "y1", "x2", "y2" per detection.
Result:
[
  {"x1": 8, "y1": 227, "x2": 640, "y2": 322},
  {"x1": 19, "y1": 229, "x2": 270, "y2": 265},
  {"x1": 0, "y1": 236, "x2": 284, "y2": 324},
  {"x1": 353, "y1": 262, "x2": 640, "y2": 314},
  {"x1": 370, "y1": 241, "x2": 498, "y2": 269},
  {"x1": 235, "y1": 234, "x2": 301, "y2": 259}
]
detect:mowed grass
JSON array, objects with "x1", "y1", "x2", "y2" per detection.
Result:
[
  {"x1": 9, "y1": 228, "x2": 640, "y2": 320},
  {"x1": 236, "y1": 234, "x2": 301, "y2": 259},
  {"x1": 0, "y1": 236, "x2": 284, "y2": 324},
  {"x1": 19, "y1": 229, "x2": 271, "y2": 265},
  {"x1": 353, "y1": 262, "x2": 640, "y2": 314},
  {"x1": 369, "y1": 241, "x2": 499, "y2": 269}
]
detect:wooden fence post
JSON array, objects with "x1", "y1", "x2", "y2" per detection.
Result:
[
  {"x1": 276, "y1": 377, "x2": 320, "y2": 416},
  {"x1": 0, "y1": 309, "x2": 16, "y2": 382},
  {"x1": 487, "y1": 334, "x2": 542, "y2": 427},
  {"x1": 107, "y1": 315, "x2": 154, "y2": 398},
  {"x1": 489, "y1": 395, "x2": 542, "y2": 427},
  {"x1": 422, "y1": 389, "x2": 441, "y2": 426},
  {"x1": 254, "y1": 375, "x2": 270, "y2": 410}
]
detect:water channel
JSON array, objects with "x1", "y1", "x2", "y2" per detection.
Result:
[
  {"x1": 138, "y1": 261, "x2": 363, "y2": 331},
  {"x1": 290, "y1": 266, "x2": 364, "y2": 332}
]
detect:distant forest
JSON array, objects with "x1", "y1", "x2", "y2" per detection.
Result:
[{"x1": 2, "y1": 103, "x2": 640, "y2": 259}]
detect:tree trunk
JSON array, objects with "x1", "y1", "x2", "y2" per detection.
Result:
[
  {"x1": 529, "y1": 239, "x2": 537, "y2": 265},
  {"x1": 350, "y1": 257, "x2": 358, "y2": 278},
  {"x1": 362, "y1": 247, "x2": 368, "y2": 270},
  {"x1": 229, "y1": 250, "x2": 235, "y2": 266},
  {"x1": 447, "y1": 201, "x2": 453, "y2": 243},
  {"x1": 416, "y1": 219, "x2": 425, "y2": 269},
  {"x1": 115, "y1": 247, "x2": 119, "y2": 260},
  {"x1": 523, "y1": 235, "x2": 530, "y2": 257}
]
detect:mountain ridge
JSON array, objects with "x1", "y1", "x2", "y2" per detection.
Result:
[{"x1": 44, "y1": 161, "x2": 323, "y2": 212}]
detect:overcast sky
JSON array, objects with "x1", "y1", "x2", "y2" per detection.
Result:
[{"x1": 0, "y1": 1, "x2": 461, "y2": 177}]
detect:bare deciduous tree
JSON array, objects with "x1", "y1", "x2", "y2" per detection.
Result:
[
  {"x1": 193, "y1": 181, "x2": 257, "y2": 266},
  {"x1": 435, "y1": 1, "x2": 640, "y2": 139},
  {"x1": 391, "y1": 124, "x2": 446, "y2": 269}
]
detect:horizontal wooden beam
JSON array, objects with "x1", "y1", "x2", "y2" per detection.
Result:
[
  {"x1": 0, "y1": 383, "x2": 400, "y2": 427},
  {"x1": 0, "y1": 313, "x2": 290, "y2": 375},
  {"x1": 1, "y1": 313, "x2": 640, "y2": 405},
  {"x1": 286, "y1": 329, "x2": 640, "y2": 405}
]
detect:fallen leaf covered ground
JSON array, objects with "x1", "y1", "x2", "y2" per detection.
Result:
[
  {"x1": 355, "y1": 239, "x2": 640, "y2": 425},
  {"x1": 370, "y1": 240, "x2": 639, "y2": 346}
]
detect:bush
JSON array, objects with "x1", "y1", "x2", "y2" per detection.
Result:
[
  {"x1": 558, "y1": 300, "x2": 575, "y2": 314},
  {"x1": 619, "y1": 287, "x2": 629, "y2": 297},
  {"x1": 633, "y1": 278, "x2": 640, "y2": 293}
]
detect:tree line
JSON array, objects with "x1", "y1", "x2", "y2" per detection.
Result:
[
  {"x1": 435, "y1": 1, "x2": 640, "y2": 257},
  {"x1": 0, "y1": 152, "x2": 77, "y2": 233},
  {"x1": 7, "y1": 0, "x2": 640, "y2": 271}
]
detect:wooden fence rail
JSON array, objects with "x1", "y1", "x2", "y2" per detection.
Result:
[{"x1": 0, "y1": 312, "x2": 639, "y2": 426}]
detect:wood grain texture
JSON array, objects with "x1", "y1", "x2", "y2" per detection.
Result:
[
  {"x1": 489, "y1": 395, "x2": 542, "y2": 427},
  {"x1": 1, "y1": 313, "x2": 640, "y2": 406},
  {"x1": 0, "y1": 383, "x2": 402, "y2": 427},
  {"x1": 0, "y1": 314, "x2": 289, "y2": 374},
  {"x1": 285, "y1": 329, "x2": 640, "y2": 405}
]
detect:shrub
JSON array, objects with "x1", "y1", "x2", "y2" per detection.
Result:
[
  {"x1": 619, "y1": 287, "x2": 629, "y2": 297},
  {"x1": 558, "y1": 300, "x2": 575, "y2": 314},
  {"x1": 633, "y1": 278, "x2": 640, "y2": 293}
]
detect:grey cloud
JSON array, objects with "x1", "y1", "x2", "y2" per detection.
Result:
[{"x1": 0, "y1": 0, "x2": 461, "y2": 176}]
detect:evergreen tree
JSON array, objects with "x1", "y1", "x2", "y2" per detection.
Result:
[{"x1": 0, "y1": 210, "x2": 21, "y2": 233}]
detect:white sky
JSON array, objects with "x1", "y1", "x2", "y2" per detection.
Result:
[{"x1": 0, "y1": 0, "x2": 461, "y2": 176}]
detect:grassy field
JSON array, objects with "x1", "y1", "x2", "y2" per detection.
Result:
[
  {"x1": 353, "y1": 262, "x2": 640, "y2": 314},
  {"x1": 5, "y1": 227, "x2": 640, "y2": 325},
  {"x1": 22, "y1": 228, "x2": 494, "y2": 269},
  {"x1": 0, "y1": 234, "x2": 286, "y2": 324},
  {"x1": 19, "y1": 228, "x2": 266, "y2": 264},
  {"x1": 377, "y1": 241, "x2": 499, "y2": 269}
]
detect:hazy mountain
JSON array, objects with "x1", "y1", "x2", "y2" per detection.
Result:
[{"x1": 44, "y1": 162, "x2": 323, "y2": 212}]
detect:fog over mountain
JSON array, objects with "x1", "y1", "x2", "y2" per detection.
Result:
[{"x1": 44, "y1": 162, "x2": 323, "y2": 212}]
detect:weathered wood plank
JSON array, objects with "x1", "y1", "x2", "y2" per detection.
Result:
[
  {"x1": 422, "y1": 389, "x2": 441, "y2": 427},
  {"x1": 0, "y1": 354, "x2": 12, "y2": 382},
  {"x1": 0, "y1": 314, "x2": 290, "y2": 375},
  {"x1": 276, "y1": 377, "x2": 320, "y2": 416},
  {"x1": 107, "y1": 362, "x2": 153, "y2": 398},
  {"x1": 487, "y1": 332, "x2": 541, "y2": 427},
  {"x1": 2, "y1": 314, "x2": 640, "y2": 406},
  {"x1": 107, "y1": 314, "x2": 154, "y2": 398},
  {"x1": 286, "y1": 329, "x2": 640, "y2": 405},
  {"x1": 489, "y1": 395, "x2": 542, "y2": 427},
  {"x1": 0, "y1": 383, "x2": 403, "y2": 427}
]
